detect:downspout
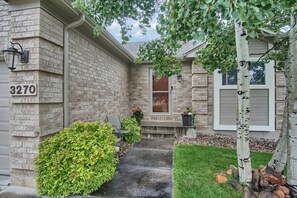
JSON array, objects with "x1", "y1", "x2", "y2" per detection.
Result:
[{"x1": 63, "y1": 14, "x2": 85, "y2": 128}]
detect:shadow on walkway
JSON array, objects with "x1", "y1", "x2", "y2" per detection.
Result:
[{"x1": 92, "y1": 138, "x2": 174, "y2": 198}]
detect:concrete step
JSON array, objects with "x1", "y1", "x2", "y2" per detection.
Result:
[
  {"x1": 141, "y1": 133, "x2": 175, "y2": 139},
  {"x1": 140, "y1": 121, "x2": 196, "y2": 139}
]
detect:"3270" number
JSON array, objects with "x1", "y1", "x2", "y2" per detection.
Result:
[{"x1": 10, "y1": 84, "x2": 37, "y2": 96}]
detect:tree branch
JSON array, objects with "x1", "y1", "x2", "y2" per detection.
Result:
[{"x1": 256, "y1": 36, "x2": 289, "y2": 63}]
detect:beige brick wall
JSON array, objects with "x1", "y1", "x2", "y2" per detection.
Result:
[
  {"x1": 275, "y1": 70, "x2": 286, "y2": 131},
  {"x1": 68, "y1": 31, "x2": 130, "y2": 123},
  {"x1": 7, "y1": 6, "x2": 64, "y2": 187},
  {"x1": 5, "y1": 1, "x2": 131, "y2": 187},
  {"x1": 192, "y1": 63, "x2": 211, "y2": 129},
  {"x1": 129, "y1": 62, "x2": 192, "y2": 123},
  {"x1": 0, "y1": 1, "x2": 10, "y2": 51},
  {"x1": 130, "y1": 61, "x2": 285, "y2": 139}
]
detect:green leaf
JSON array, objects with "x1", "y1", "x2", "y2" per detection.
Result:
[{"x1": 200, "y1": 3, "x2": 208, "y2": 9}]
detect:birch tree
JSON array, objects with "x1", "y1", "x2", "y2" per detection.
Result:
[
  {"x1": 235, "y1": 21, "x2": 252, "y2": 183},
  {"x1": 287, "y1": 13, "x2": 297, "y2": 197}
]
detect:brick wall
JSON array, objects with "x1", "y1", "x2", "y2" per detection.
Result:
[
  {"x1": 275, "y1": 70, "x2": 286, "y2": 132},
  {"x1": 0, "y1": 1, "x2": 10, "y2": 51},
  {"x1": 68, "y1": 31, "x2": 130, "y2": 123},
  {"x1": 129, "y1": 62, "x2": 192, "y2": 123},
  {"x1": 7, "y1": 6, "x2": 64, "y2": 187},
  {"x1": 192, "y1": 63, "x2": 210, "y2": 129}
]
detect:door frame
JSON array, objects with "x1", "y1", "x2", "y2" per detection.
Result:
[{"x1": 149, "y1": 68, "x2": 172, "y2": 115}]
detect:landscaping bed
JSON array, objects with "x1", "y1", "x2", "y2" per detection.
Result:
[{"x1": 175, "y1": 133, "x2": 277, "y2": 152}]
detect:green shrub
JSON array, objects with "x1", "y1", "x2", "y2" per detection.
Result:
[
  {"x1": 121, "y1": 117, "x2": 141, "y2": 143},
  {"x1": 36, "y1": 121, "x2": 117, "y2": 197}
]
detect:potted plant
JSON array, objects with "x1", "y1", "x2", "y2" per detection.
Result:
[
  {"x1": 131, "y1": 107, "x2": 144, "y2": 125},
  {"x1": 181, "y1": 107, "x2": 195, "y2": 126}
]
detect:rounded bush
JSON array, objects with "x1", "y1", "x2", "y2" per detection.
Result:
[{"x1": 36, "y1": 121, "x2": 117, "y2": 197}]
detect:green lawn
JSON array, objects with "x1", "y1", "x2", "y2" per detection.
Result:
[{"x1": 173, "y1": 144, "x2": 272, "y2": 198}]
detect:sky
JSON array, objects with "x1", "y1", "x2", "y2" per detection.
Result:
[{"x1": 107, "y1": 18, "x2": 160, "y2": 43}]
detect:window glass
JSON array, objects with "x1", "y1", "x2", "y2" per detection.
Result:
[
  {"x1": 250, "y1": 62, "x2": 265, "y2": 85},
  {"x1": 153, "y1": 92, "x2": 169, "y2": 112},
  {"x1": 153, "y1": 75, "x2": 168, "y2": 91},
  {"x1": 222, "y1": 62, "x2": 265, "y2": 85},
  {"x1": 152, "y1": 73, "x2": 170, "y2": 113}
]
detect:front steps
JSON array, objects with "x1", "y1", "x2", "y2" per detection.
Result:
[{"x1": 140, "y1": 121, "x2": 194, "y2": 139}]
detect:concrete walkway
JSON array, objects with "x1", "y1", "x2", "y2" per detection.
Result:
[
  {"x1": 0, "y1": 138, "x2": 174, "y2": 198},
  {"x1": 92, "y1": 138, "x2": 174, "y2": 198}
]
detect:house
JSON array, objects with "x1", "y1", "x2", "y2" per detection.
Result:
[
  {"x1": 127, "y1": 37, "x2": 285, "y2": 140},
  {"x1": 0, "y1": 0, "x2": 285, "y2": 189}
]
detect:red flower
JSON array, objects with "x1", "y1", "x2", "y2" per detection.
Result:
[
  {"x1": 136, "y1": 107, "x2": 141, "y2": 111},
  {"x1": 132, "y1": 108, "x2": 135, "y2": 113}
]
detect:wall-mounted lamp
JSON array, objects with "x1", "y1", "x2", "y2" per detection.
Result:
[
  {"x1": 177, "y1": 74, "x2": 182, "y2": 83},
  {"x1": 2, "y1": 41, "x2": 29, "y2": 71}
]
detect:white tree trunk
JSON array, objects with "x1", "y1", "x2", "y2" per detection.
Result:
[
  {"x1": 287, "y1": 14, "x2": 297, "y2": 197},
  {"x1": 268, "y1": 63, "x2": 288, "y2": 173},
  {"x1": 235, "y1": 21, "x2": 252, "y2": 184}
]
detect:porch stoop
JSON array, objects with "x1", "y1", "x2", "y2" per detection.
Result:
[{"x1": 140, "y1": 121, "x2": 194, "y2": 139}]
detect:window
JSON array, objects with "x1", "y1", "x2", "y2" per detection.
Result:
[
  {"x1": 150, "y1": 69, "x2": 171, "y2": 114},
  {"x1": 222, "y1": 62, "x2": 266, "y2": 85},
  {"x1": 213, "y1": 60, "x2": 275, "y2": 131}
]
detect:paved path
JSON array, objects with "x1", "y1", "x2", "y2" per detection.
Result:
[
  {"x1": 0, "y1": 138, "x2": 174, "y2": 198},
  {"x1": 92, "y1": 138, "x2": 174, "y2": 198}
]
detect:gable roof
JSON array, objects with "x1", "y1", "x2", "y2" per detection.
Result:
[{"x1": 124, "y1": 40, "x2": 204, "y2": 60}]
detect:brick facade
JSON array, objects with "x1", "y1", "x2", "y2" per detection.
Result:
[
  {"x1": 129, "y1": 62, "x2": 192, "y2": 123},
  {"x1": 0, "y1": 1, "x2": 10, "y2": 52},
  {"x1": 2, "y1": 0, "x2": 131, "y2": 187},
  {"x1": 68, "y1": 31, "x2": 130, "y2": 123},
  {"x1": 8, "y1": 5, "x2": 64, "y2": 187}
]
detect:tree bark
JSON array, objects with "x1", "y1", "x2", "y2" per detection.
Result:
[
  {"x1": 235, "y1": 21, "x2": 252, "y2": 184},
  {"x1": 287, "y1": 14, "x2": 297, "y2": 197},
  {"x1": 268, "y1": 63, "x2": 288, "y2": 173}
]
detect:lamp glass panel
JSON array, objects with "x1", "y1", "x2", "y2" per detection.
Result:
[{"x1": 4, "y1": 51, "x2": 20, "y2": 70}]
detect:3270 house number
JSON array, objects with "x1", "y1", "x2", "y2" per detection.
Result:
[{"x1": 10, "y1": 84, "x2": 37, "y2": 96}]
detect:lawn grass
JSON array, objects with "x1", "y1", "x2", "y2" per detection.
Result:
[{"x1": 173, "y1": 144, "x2": 272, "y2": 198}]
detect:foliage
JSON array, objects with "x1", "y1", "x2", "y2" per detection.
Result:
[
  {"x1": 131, "y1": 107, "x2": 144, "y2": 123},
  {"x1": 36, "y1": 121, "x2": 117, "y2": 197},
  {"x1": 174, "y1": 144, "x2": 272, "y2": 198},
  {"x1": 121, "y1": 117, "x2": 141, "y2": 144},
  {"x1": 183, "y1": 107, "x2": 196, "y2": 116},
  {"x1": 74, "y1": 0, "x2": 296, "y2": 75},
  {"x1": 136, "y1": 39, "x2": 182, "y2": 77},
  {"x1": 72, "y1": 0, "x2": 156, "y2": 43},
  {"x1": 194, "y1": 24, "x2": 236, "y2": 74}
]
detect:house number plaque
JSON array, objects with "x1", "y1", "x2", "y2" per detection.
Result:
[{"x1": 10, "y1": 84, "x2": 37, "y2": 96}]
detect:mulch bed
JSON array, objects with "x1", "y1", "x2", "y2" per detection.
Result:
[{"x1": 175, "y1": 133, "x2": 277, "y2": 152}]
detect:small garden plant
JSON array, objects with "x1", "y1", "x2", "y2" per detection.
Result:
[
  {"x1": 121, "y1": 117, "x2": 141, "y2": 143},
  {"x1": 131, "y1": 107, "x2": 144, "y2": 124},
  {"x1": 35, "y1": 121, "x2": 117, "y2": 197}
]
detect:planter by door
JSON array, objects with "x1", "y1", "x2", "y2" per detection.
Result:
[{"x1": 182, "y1": 114, "x2": 193, "y2": 126}]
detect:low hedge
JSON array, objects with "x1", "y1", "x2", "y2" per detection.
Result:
[
  {"x1": 36, "y1": 121, "x2": 117, "y2": 197},
  {"x1": 121, "y1": 117, "x2": 141, "y2": 143}
]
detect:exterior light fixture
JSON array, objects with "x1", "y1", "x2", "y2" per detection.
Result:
[
  {"x1": 177, "y1": 74, "x2": 182, "y2": 83},
  {"x1": 2, "y1": 41, "x2": 29, "y2": 71}
]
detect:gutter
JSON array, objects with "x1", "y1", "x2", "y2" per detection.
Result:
[{"x1": 63, "y1": 14, "x2": 85, "y2": 128}]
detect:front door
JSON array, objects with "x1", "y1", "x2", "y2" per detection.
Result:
[{"x1": 150, "y1": 69, "x2": 171, "y2": 114}]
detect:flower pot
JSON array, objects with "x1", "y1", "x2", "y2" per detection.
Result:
[{"x1": 181, "y1": 114, "x2": 193, "y2": 126}]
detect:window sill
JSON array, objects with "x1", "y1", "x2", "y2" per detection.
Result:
[{"x1": 213, "y1": 125, "x2": 275, "y2": 132}]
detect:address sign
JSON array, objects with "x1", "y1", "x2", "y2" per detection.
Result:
[{"x1": 10, "y1": 84, "x2": 37, "y2": 96}]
